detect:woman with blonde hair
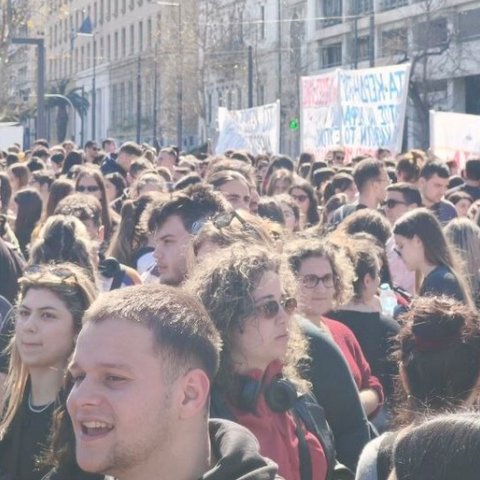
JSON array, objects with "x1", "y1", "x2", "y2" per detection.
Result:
[
  {"x1": 444, "y1": 217, "x2": 480, "y2": 304},
  {"x1": 0, "y1": 263, "x2": 97, "y2": 480}
]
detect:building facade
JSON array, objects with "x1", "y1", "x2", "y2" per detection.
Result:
[
  {"x1": 7, "y1": 0, "x2": 200, "y2": 149},
  {"x1": 201, "y1": 0, "x2": 480, "y2": 156}
]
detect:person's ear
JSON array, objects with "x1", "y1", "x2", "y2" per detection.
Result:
[
  {"x1": 418, "y1": 177, "x2": 426, "y2": 189},
  {"x1": 399, "y1": 362, "x2": 411, "y2": 395},
  {"x1": 176, "y1": 368, "x2": 211, "y2": 420},
  {"x1": 98, "y1": 225, "x2": 105, "y2": 243}
]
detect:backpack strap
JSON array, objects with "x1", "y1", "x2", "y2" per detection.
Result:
[{"x1": 376, "y1": 431, "x2": 399, "y2": 480}]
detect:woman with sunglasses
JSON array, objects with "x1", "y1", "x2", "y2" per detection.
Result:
[
  {"x1": 286, "y1": 238, "x2": 384, "y2": 420},
  {"x1": 75, "y1": 165, "x2": 117, "y2": 248},
  {"x1": 289, "y1": 180, "x2": 320, "y2": 229},
  {"x1": 186, "y1": 245, "x2": 336, "y2": 480},
  {"x1": 393, "y1": 208, "x2": 473, "y2": 306},
  {"x1": 0, "y1": 263, "x2": 97, "y2": 480}
]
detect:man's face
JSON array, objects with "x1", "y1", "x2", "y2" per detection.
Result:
[
  {"x1": 384, "y1": 191, "x2": 410, "y2": 225},
  {"x1": 104, "y1": 141, "x2": 117, "y2": 154},
  {"x1": 67, "y1": 319, "x2": 176, "y2": 478},
  {"x1": 157, "y1": 152, "x2": 176, "y2": 173},
  {"x1": 117, "y1": 152, "x2": 133, "y2": 173},
  {"x1": 372, "y1": 168, "x2": 390, "y2": 203},
  {"x1": 153, "y1": 215, "x2": 191, "y2": 286},
  {"x1": 419, "y1": 174, "x2": 448, "y2": 206},
  {"x1": 85, "y1": 144, "x2": 99, "y2": 161}
]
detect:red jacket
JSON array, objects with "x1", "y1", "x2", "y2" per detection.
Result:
[
  {"x1": 227, "y1": 361, "x2": 328, "y2": 480},
  {"x1": 323, "y1": 317, "x2": 384, "y2": 414}
]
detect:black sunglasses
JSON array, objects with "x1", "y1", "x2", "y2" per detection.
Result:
[
  {"x1": 77, "y1": 185, "x2": 100, "y2": 193},
  {"x1": 383, "y1": 199, "x2": 407, "y2": 209},
  {"x1": 252, "y1": 297, "x2": 297, "y2": 319}
]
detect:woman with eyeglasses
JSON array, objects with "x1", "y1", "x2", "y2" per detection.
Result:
[
  {"x1": 393, "y1": 208, "x2": 473, "y2": 307},
  {"x1": 0, "y1": 263, "x2": 97, "y2": 480},
  {"x1": 289, "y1": 180, "x2": 320, "y2": 229},
  {"x1": 186, "y1": 245, "x2": 336, "y2": 480},
  {"x1": 74, "y1": 165, "x2": 118, "y2": 249},
  {"x1": 286, "y1": 238, "x2": 384, "y2": 419}
]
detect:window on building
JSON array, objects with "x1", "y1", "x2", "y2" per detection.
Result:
[
  {"x1": 127, "y1": 81, "x2": 134, "y2": 123},
  {"x1": 381, "y1": 27, "x2": 408, "y2": 56},
  {"x1": 81, "y1": 46, "x2": 85, "y2": 70},
  {"x1": 322, "y1": 0, "x2": 342, "y2": 26},
  {"x1": 413, "y1": 17, "x2": 448, "y2": 49},
  {"x1": 260, "y1": 6, "x2": 266, "y2": 40},
  {"x1": 114, "y1": 0, "x2": 118, "y2": 17},
  {"x1": 111, "y1": 84, "x2": 117, "y2": 123},
  {"x1": 100, "y1": 37, "x2": 104, "y2": 61},
  {"x1": 119, "y1": 83, "x2": 126, "y2": 124},
  {"x1": 352, "y1": 0, "x2": 372, "y2": 14},
  {"x1": 321, "y1": 42, "x2": 342, "y2": 67},
  {"x1": 130, "y1": 24, "x2": 135, "y2": 54},
  {"x1": 87, "y1": 43, "x2": 91, "y2": 68},
  {"x1": 100, "y1": 0, "x2": 104, "y2": 23},
  {"x1": 122, "y1": 0, "x2": 126, "y2": 14},
  {"x1": 147, "y1": 18, "x2": 152, "y2": 48},
  {"x1": 237, "y1": 87, "x2": 242, "y2": 109},
  {"x1": 94, "y1": 2, "x2": 98, "y2": 25},
  {"x1": 258, "y1": 84, "x2": 265, "y2": 104},
  {"x1": 458, "y1": 8, "x2": 480, "y2": 41},
  {"x1": 107, "y1": 34, "x2": 111, "y2": 60},
  {"x1": 218, "y1": 90, "x2": 224, "y2": 107},
  {"x1": 207, "y1": 92, "x2": 212, "y2": 123},
  {"x1": 122, "y1": 27, "x2": 126, "y2": 57},
  {"x1": 106, "y1": 0, "x2": 111, "y2": 20},
  {"x1": 239, "y1": 11, "x2": 244, "y2": 43},
  {"x1": 139, "y1": 21, "x2": 143, "y2": 51},
  {"x1": 129, "y1": 0, "x2": 134, "y2": 10},
  {"x1": 114, "y1": 31, "x2": 119, "y2": 59},
  {"x1": 357, "y1": 35, "x2": 370, "y2": 60},
  {"x1": 380, "y1": 0, "x2": 408, "y2": 12}
]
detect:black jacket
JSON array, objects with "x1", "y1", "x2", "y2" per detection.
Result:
[
  {"x1": 297, "y1": 315, "x2": 371, "y2": 470},
  {"x1": 44, "y1": 419, "x2": 280, "y2": 480},
  {"x1": 203, "y1": 419, "x2": 282, "y2": 480}
]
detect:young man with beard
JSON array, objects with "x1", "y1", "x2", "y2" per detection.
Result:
[{"x1": 66, "y1": 285, "x2": 281, "y2": 480}]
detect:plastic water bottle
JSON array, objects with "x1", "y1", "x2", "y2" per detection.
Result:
[{"x1": 379, "y1": 283, "x2": 397, "y2": 316}]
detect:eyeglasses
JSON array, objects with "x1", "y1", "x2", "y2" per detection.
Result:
[
  {"x1": 77, "y1": 185, "x2": 100, "y2": 193},
  {"x1": 190, "y1": 210, "x2": 246, "y2": 235},
  {"x1": 383, "y1": 199, "x2": 407, "y2": 209},
  {"x1": 252, "y1": 297, "x2": 297, "y2": 319},
  {"x1": 301, "y1": 273, "x2": 335, "y2": 289},
  {"x1": 291, "y1": 194, "x2": 308, "y2": 203}
]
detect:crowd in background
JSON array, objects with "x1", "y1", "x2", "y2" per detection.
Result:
[{"x1": 1, "y1": 138, "x2": 480, "y2": 480}]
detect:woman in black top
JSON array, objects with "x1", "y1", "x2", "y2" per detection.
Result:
[
  {"x1": 0, "y1": 263, "x2": 96, "y2": 480},
  {"x1": 393, "y1": 208, "x2": 473, "y2": 307},
  {"x1": 328, "y1": 237, "x2": 400, "y2": 400}
]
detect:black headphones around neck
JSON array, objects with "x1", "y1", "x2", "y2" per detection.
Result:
[{"x1": 235, "y1": 375, "x2": 298, "y2": 413}]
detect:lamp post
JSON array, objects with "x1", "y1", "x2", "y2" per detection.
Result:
[
  {"x1": 157, "y1": 1, "x2": 182, "y2": 150},
  {"x1": 11, "y1": 37, "x2": 46, "y2": 139}
]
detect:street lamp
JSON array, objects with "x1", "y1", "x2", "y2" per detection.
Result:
[{"x1": 157, "y1": 1, "x2": 182, "y2": 150}]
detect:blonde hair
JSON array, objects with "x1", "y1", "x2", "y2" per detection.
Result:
[{"x1": 0, "y1": 263, "x2": 97, "y2": 439}]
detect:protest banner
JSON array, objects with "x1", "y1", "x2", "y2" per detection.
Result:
[
  {"x1": 430, "y1": 110, "x2": 480, "y2": 169},
  {"x1": 0, "y1": 122, "x2": 24, "y2": 150},
  {"x1": 339, "y1": 64, "x2": 410, "y2": 157},
  {"x1": 300, "y1": 64, "x2": 410, "y2": 161},
  {"x1": 300, "y1": 71, "x2": 341, "y2": 159},
  {"x1": 215, "y1": 101, "x2": 280, "y2": 155}
]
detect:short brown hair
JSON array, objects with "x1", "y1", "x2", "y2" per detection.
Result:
[{"x1": 83, "y1": 285, "x2": 222, "y2": 382}]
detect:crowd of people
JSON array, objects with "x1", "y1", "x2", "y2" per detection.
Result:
[{"x1": 1, "y1": 138, "x2": 480, "y2": 480}]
